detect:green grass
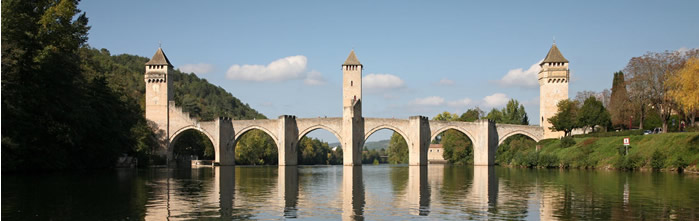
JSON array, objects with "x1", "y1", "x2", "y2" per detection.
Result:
[{"x1": 535, "y1": 132, "x2": 699, "y2": 171}]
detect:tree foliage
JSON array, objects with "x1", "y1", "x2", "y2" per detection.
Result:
[
  {"x1": 298, "y1": 137, "x2": 342, "y2": 165},
  {"x1": 666, "y1": 57, "x2": 699, "y2": 126},
  {"x1": 548, "y1": 99, "x2": 580, "y2": 137},
  {"x1": 387, "y1": 132, "x2": 408, "y2": 164},
  {"x1": 609, "y1": 71, "x2": 633, "y2": 129},
  {"x1": 235, "y1": 130, "x2": 278, "y2": 165},
  {"x1": 578, "y1": 97, "x2": 611, "y2": 133}
]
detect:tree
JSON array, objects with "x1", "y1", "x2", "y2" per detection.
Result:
[
  {"x1": 387, "y1": 132, "x2": 408, "y2": 164},
  {"x1": 433, "y1": 111, "x2": 459, "y2": 121},
  {"x1": 441, "y1": 129, "x2": 473, "y2": 165},
  {"x1": 501, "y1": 99, "x2": 529, "y2": 125},
  {"x1": 574, "y1": 90, "x2": 598, "y2": 104},
  {"x1": 625, "y1": 51, "x2": 685, "y2": 133},
  {"x1": 459, "y1": 107, "x2": 483, "y2": 122},
  {"x1": 235, "y1": 130, "x2": 278, "y2": 165},
  {"x1": 609, "y1": 71, "x2": 633, "y2": 129},
  {"x1": 484, "y1": 108, "x2": 503, "y2": 123},
  {"x1": 548, "y1": 99, "x2": 580, "y2": 137},
  {"x1": 667, "y1": 56, "x2": 699, "y2": 126},
  {"x1": 578, "y1": 97, "x2": 611, "y2": 133}
]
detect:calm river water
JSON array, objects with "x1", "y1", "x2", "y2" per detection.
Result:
[{"x1": 3, "y1": 165, "x2": 699, "y2": 220}]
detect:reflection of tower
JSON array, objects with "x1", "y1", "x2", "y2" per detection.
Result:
[
  {"x1": 538, "y1": 43, "x2": 569, "y2": 139},
  {"x1": 342, "y1": 50, "x2": 365, "y2": 165},
  {"x1": 216, "y1": 166, "x2": 235, "y2": 218},
  {"x1": 144, "y1": 48, "x2": 174, "y2": 158},
  {"x1": 342, "y1": 166, "x2": 365, "y2": 220},
  {"x1": 278, "y1": 166, "x2": 299, "y2": 218},
  {"x1": 407, "y1": 166, "x2": 430, "y2": 216}
]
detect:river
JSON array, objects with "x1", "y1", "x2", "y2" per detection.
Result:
[{"x1": 3, "y1": 165, "x2": 698, "y2": 220}]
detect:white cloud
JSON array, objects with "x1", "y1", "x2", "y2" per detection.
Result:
[
  {"x1": 179, "y1": 63, "x2": 214, "y2": 75},
  {"x1": 363, "y1": 73, "x2": 405, "y2": 90},
  {"x1": 437, "y1": 78, "x2": 455, "y2": 85},
  {"x1": 226, "y1": 55, "x2": 307, "y2": 82},
  {"x1": 447, "y1": 98, "x2": 472, "y2": 107},
  {"x1": 496, "y1": 60, "x2": 542, "y2": 88},
  {"x1": 678, "y1": 47, "x2": 690, "y2": 54},
  {"x1": 304, "y1": 70, "x2": 326, "y2": 86},
  {"x1": 483, "y1": 93, "x2": 509, "y2": 108},
  {"x1": 410, "y1": 96, "x2": 445, "y2": 106}
]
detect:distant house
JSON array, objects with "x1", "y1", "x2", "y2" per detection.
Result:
[{"x1": 428, "y1": 144, "x2": 447, "y2": 164}]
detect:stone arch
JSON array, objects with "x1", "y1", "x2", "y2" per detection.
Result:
[
  {"x1": 364, "y1": 125, "x2": 411, "y2": 147},
  {"x1": 169, "y1": 126, "x2": 218, "y2": 162},
  {"x1": 169, "y1": 125, "x2": 217, "y2": 149},
  {"x1": 497, "y1": 130, "x2": 541, "y2": 146},
  {"x1": 298, "y1": 125, "x2": 342, "y2": 143},
  {"x1": 233, "y1": 125, "x2": 279, "y2": 147},
  {"x1": 429, "y1": 126, "x2": 477, "y2": 144}
]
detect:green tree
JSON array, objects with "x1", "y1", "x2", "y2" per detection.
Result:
[
  {"x1": 484, "y1": 108, "x2": 504, "y2": 123},
  {"x1": 459, "y1": 107, "x2": 483, "y2": 122},
  {"x1": 441, "y1": 129, "x2": 473, "y2": 165},
  {"x1": 235, "y1": 130, "x2": 278, "y2": 165},
  {"x1": 433, "y1": 111, "x2": 459, "y2": 121},
  {"x1": 387, "y1": 132, "x2": 409, "y2": 164},
  {"x1": 501, "y1": 99, "x2": 529, "y2": 125},
  {"x1": 578, "y1": 97, "x2": 611, "y2": 133},
  {"x1": 609, "y1": 71, "x2": 632, "y2": 129},
  {"x1": 548, "y1": 99, "x2": 581, "y2": 137}
]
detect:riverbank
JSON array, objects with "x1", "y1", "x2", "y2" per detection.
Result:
[{"x1": 501, "y1": 132, "x2": 699, "y2": 172}]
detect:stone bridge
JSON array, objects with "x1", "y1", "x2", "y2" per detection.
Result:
[{"x1": 145, "y1": 48, "x2": 548, "y2": 166}]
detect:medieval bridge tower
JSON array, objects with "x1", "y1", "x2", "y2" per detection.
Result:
[{"x1": 538, "y1": 43, "x2": 569, "y2": 139}]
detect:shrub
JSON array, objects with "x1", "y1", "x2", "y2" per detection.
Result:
[
  {"x1": 538, "y1": 153, "x2": 559, "y2": 168},
  {"x1": 614, "y1": 154, "x2": 643, "y2": 170},
  {"x1": 650, "y1": 149, "x2": 666, "y2": 170},
  {"x1": 560, "y1": 136, "x2": 576, "y2": 148},
  {"x1": 573, "y1": 130, "x2": 643, "y2": 138},
  {"x1": 672, "y1": 156, "x2": 689, "y2": 172}
]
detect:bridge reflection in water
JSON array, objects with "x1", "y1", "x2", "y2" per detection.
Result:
[{"x1": 144, "y1": 165, "x2": 505, "y2": 220}]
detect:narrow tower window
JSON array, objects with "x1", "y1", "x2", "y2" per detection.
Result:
[{"x1": 351, "y1": 81, "x2": 353, "y2": 86}]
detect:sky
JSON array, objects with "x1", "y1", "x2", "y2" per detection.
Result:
[{"x1": 79, "y1": 1, "x2": 698, "y2": 142}]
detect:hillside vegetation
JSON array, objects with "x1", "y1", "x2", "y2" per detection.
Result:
[{"x1": 498, "y1": 132, "x2": 699, "y2": 172}]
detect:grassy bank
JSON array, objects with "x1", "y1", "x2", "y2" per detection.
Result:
[{"x1": 499, "y1": 132, "x2": 699, "y2": 172}]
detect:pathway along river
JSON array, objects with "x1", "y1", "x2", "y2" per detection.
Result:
[{"x1": 3, "y1": 165, "x2": 699, "y2": 220}]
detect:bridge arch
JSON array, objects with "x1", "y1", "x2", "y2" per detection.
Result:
[
  {"x1": 498, "y1": 130, "x2": 541, "y2": 146},
  {"x1": 364, "y1": 125, "x2": 411, "y2": 147},
  {"x1": 429, "y1": 126, "x2": 477, "y2": 144},
  {"x1": 169, "y1": 125, "x2": 217, "y2": 149},
  {"x1": 298, "y1": 124, "x2": 342, "y2": 143},
  {"x1": 233, "y1": 125, "x2": 279, "y2": 146}
]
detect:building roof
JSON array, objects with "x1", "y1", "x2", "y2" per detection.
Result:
[
  {"x1": 343, "y1": 50, "x2": 362, "y2": 66},
  {"x1": 146, "y1": 48, "x2": 173, "y2": 66},
  {"x1": 540, "y1": 44, "x2": 568, "y2": 65}
]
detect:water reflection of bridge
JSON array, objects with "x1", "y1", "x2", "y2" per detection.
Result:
[{"x1": 144, "y1": 166, "x2": 566, "y2": 220}]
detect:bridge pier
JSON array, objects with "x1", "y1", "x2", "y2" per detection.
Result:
[
  {"x1": 473, "y1": 119, "x2": 498, "y2": 166},
  {"x1": 408, "y1": 116, "x2": 431, "y2": 166},
  {"x1": 215, "y1": 117, "x2": 235, "y2": 166},
  {"x1": 278, "y1": 115, "x2": 299, "y2": 166}
]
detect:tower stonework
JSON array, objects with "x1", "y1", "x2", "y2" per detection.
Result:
[
  {"x1": 538, "y1": 43, "x2": 569, "y2": 139},
  {"x1": 342, "y1": 50, "x2": 364, "y2": 165},
  {"x1": 144, "y1": 48, "x2": 174, "y2": 156}
]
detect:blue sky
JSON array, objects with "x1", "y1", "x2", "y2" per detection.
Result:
[{"x1": 80, "y1": 1, "x2": 698, "y2": 142}]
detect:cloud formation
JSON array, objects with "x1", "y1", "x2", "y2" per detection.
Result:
[
  {"x1": 437, "y1": 78, "x2": 455, "y2": 85},
  {"x1": 483, "y1": 93, "x2": 509, "y2": 108},
  {"x1": 496, "y1": 60, "x2": 542, "y2": 88},
  {"x1": 410, "y1": 96, "x2": 445, "y2": 106},
  {"x1": 226, "y1": 55, "x2": 307, "y2": 82},
  {"x1": 447, "y1": 98, "x2": 472, "y2": 107},
  {"x1": 304, "y1": 70, "x2": 326, "y2": 86},
  {"x1": 363, "y1": 73, "x2": 405, "y2": 90},
  {"x1": 179, "y1": 63, "x2": 214, "y2": 75}
]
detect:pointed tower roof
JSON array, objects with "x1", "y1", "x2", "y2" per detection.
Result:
[
  {"x1": 343, "y1": 50, "x2": 361, "y2": 66},
  {"x1": 540, "y1": 44, "x2": 568, "y2": 65},
  {"x1": 146, "y1": 48, "x2": 173, "y2": 66}
]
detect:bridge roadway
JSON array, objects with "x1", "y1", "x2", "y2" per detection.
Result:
[{"x1": 166, "y1": 102, "x2": 543, "y2": 166}]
